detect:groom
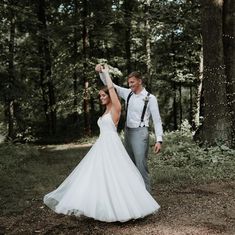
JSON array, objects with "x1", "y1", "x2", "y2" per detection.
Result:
[{"x1": 96, "y1": 64, "x2": 163, "y2": 192}]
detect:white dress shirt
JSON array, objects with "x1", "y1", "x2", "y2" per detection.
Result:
[{"x1": 99, "y1": 72, "x2": 163, "y2": 142}]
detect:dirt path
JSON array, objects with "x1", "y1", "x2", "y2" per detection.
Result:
[
  {"x1": 1, "y1": 181, "x2": 234, "y2": 235},
  {"x1": 0, "y1": 143, "x2": 234, "y2": 235}
]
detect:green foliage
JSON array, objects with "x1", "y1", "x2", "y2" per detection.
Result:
[{"x1": 149, "y1": 121, "x2": 235, "y2": 185}]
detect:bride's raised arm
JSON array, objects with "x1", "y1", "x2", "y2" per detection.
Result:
[{"x1": 95, "y1": 64, "x2": 121, "y2": 123}]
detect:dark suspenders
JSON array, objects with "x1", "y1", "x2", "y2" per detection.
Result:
[
  {"x1": 140, "y1": 92, "x2": 150, "y2": 127},
  {"x1": 125, "y1": 91, "x2": 133, "y2": 120},
  {"x1": 125, "y1": 91, "x2": 150, "y2": 127}
]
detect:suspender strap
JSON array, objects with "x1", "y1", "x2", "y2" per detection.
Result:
[
  {"x1": 125, "y1": 91, "x2": 133, "y2": 120},
  {"x1": 139, "y1": 92, "x2": 150, "y2": 127}
]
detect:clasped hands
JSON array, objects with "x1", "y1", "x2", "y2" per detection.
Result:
[{"x1": 95, "y1": 64, "x2": 108, "y2": 73}]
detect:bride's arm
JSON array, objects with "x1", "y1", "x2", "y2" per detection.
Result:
[{"x1": 95, "y1": 64, "x2": 121, "y2": 123}]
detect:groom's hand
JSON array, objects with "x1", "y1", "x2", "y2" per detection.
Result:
[{"x1": 154, "y1": 142, "x2": 162, "y2": 154}]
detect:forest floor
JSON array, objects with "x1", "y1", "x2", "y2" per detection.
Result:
[{"x1": 0, "y1": 143, "x2": 235, "y2": 235}]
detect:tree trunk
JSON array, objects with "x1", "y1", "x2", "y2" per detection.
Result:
[
  {"x1": 37, "y1": 0, "x2": 57, "y2": 135},
  {"x1": 7, "y1": 0, "x2": 16, "y2": 139},
  {"x1": 179, "y1": 82, "x2": 182, "y2": 127},
  {"x1": 223, "y1": 0, "x2": 235, "y2": 146},
  {"x1": 194, "y1": 47, "x2": 203, "y2": 129},
  {"x1": 199, "y1": 0, "x2": 232, "y2": 146},
  {"x1": 82, "y1": 0, "x2": 91, "y2": 136},
  {"x1": 145, "y1": 1, "x2": 153, "y2": 91},
  {"x1": 173, "y1": 81, "x2": 178, "y2": 130},
  {"x1": 123, "y1": 0, "x2": 134, "y2": 74},
  {"x1": 189, "y1": 86, "x2": 193, "y2": 127},
  {"x1": 170, "y1": 32, "x2": 178, "y2": 130},
  {"x1": 73, "y1": 0, "x2": 79, "y2": 123}
]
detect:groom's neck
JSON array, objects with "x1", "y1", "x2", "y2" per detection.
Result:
[{"x1": 134, "y1": 87, "x2": 144, "y2": 94}]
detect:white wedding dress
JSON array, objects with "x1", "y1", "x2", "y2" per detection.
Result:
[{"x1": 43, "y1": 112, "x2": 160, "y2": 222}]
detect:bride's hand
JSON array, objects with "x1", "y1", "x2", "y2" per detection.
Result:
[{"x1": 102, "y1": 64, "x2": 109, "y2": 73}]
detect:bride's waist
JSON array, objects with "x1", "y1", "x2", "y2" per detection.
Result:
[{"x1": 99, "y1": 129, "x2": 117, "y2": 135}]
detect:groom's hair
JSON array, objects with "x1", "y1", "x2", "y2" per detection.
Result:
[{"x1": 128, "y1": 71, "x2": 142, "y2": 80}]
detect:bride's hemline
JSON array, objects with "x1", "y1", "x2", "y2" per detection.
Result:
[{"x1": 44, "y1": 202, "x2": 160, "y2": 223}]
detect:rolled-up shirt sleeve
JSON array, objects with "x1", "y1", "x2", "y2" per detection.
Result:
[
  {"x1": 149, "y1": 96, "x2": 163, "y2": 142},
  {"x1": 113, "y1": 85, "x2": 130, "y2": 101}
]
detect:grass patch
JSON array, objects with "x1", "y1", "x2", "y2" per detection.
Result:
[{"x1": 0, "y1": 143, "x2": 91, "y2": 216}]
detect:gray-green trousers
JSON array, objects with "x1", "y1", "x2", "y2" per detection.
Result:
[{"x1": 124, "y1": 127, "x2": 150, "y2": 192}]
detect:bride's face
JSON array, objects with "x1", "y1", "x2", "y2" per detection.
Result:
[{"x1": 99, "y1": 90, "x2": 110, "y2": 105}]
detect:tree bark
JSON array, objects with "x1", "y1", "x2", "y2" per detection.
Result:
[
  {"x1": 82, "y1": 0, "x2": 91, "y2": 136},
  {"x1": 179, "y1": 82, "x2": 182, "y2": 127},
  {"x1": 72, "y1": 0, "x2": 79, "y2": 123},
  {"x1": 189, "y1": 86, "x2": 193, "y2": 127},
  {"x1": 145, "y1": 1, "x2": 153, "y2": 91},
  {"x1": 200, "y1": 0, "x2": 232, "y2": 146},
  {"x1": 7, "y1": 0, "x2": 16, "y2": 139},
  {"x1": 173, "y1": 81, "x2": 178, "y2": 130},
  {"x1": 195, "y1": 47, "x2": 203, "y2": 129},
  {"x1": 123, "y1": 0, "x2": 134, "y2": 74},
  {"x1": 37, "y1": 0, "x2": 57, "y2": 135}
]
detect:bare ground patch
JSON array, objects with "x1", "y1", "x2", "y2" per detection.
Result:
[{"x1": 0, "y1": 144, "x2": 234, "y2": 235}]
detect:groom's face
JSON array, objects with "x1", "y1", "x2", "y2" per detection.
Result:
[{"x1": 128, "y1": 76, "x2": 142, "y2": 93}]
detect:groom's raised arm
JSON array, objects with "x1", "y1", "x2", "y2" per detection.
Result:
[{"x1": 96, "y1": 64, "x2": 131, "y2": 101}]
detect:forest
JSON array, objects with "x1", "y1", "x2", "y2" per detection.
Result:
[
  {"x1": 0, "y1": 0, "x2": 235, "y2": 234},
  {"x1": 1, "y1": 0, "x2": 233, "y2": 147}
]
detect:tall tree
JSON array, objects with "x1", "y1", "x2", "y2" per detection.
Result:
[
  {"x1": 37, "y1": 0, "x2": 57, "y2": 135},
  {"x1": 6, "y1": 0, "x2": 16, "y2": 138},
  {"x1": 82, "y1": 0, "x2": 91, "y2": 136},
  {"x1": 142, "y1": 0, "x2": 153, "y2": 91},
  {"x1": 198, "y1": 0, "x2": 233, "y2": 146},
  {"x1": 72, "y1": 0, "x2": 79, "y2": 123},
  {"x1": 123, "y1": 0, "x2": 135, "y2": 74}
]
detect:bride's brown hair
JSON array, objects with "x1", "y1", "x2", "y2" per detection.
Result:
[{"x1": 99, "y1": 86, "x2": 118, "y2": 97}]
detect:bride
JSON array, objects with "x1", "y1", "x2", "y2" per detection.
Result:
[{"x1": 43, "y1": 65, "x2": 160, "y2": 222}]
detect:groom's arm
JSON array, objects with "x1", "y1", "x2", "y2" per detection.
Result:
[
  {"x1": 149, "y1": 95, "x2": 163, "y2": 153},
  {"x1": 149, "y1": 96, "x2": 163, "y2": 142}
]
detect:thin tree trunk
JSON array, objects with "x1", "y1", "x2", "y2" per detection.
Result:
[
  {"x1": 123, "y1": 0, "x2": 133, "y2": 74},
  {"x1": 7, "y1": 0, "x2": 16, "y2": 138},
  {"x1": 194, "y1": 47, "x2": 203, "y2": 129},
  {"x1": 171, "y1": 32, "x2": 178, "y2": 130},
  {"x1": 189, "y1": 86, "x2": 193, "y2": 127},
  {"x1": 73, "y1": 0, "x2": 79, "y2": 123},
  {"x1": 179, "y1": 82, "x2": 182, "y2": 127},
  {"x1": 37, "y1": 0, "x2": 57, "y2": 135},
  {"x1": 145, "y1": 0, "x2": 153, "y2": 91},
  {"x1": 82, "y1": 0, "x2": 91, "y2": 136},
  {"x1": 173, "y1": 81, "x2": 178, "y2": 130}
]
